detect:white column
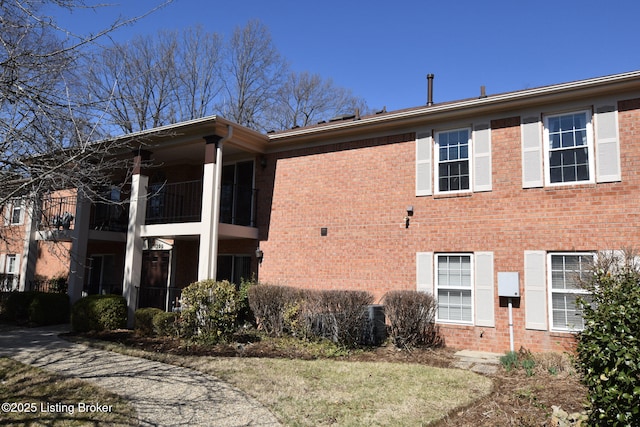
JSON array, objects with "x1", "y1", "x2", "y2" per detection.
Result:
[
  {"x1": 198, "y1": 137, "x2": 223, "y2": 280},
  {"x1": 19, "y1": 196, "x2": 38, "y2": 292},
  {"x1": 123, "y1": 153, "x2": 149, "y2": 327},
  {"x1": 67, "y1": 190, "x2": 91, "y2": 303}
]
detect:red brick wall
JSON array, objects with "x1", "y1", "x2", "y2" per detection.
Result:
[
  {"x1": 257, "y1": 98, "x2": 640, "y2": 353},
  {"x1": 257, "y1": 133, "x2": 417, "y2": 299}
]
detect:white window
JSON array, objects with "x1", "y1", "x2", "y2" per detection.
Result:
[
  {"x1": 543, "y1": 111, "x2": 595, "y2": 185},
  {"x1": 435, "y1": 129, "x2": 471, "y2": 193},
  {"x1": 6, "y1": 254, "x2": 17, "y2": 274},
  {"x1": 2, "y1": 254, "x2": 19, "y2": 290},
  {"x1": 4, "y1": 200, "x2": 24, "y2": 226},
  {"x1": 436, "y1": 254, "x2": 473, "y2": 323},
  {"x1": 548, "y1": 253, "x2": 592, "y2": 331}
]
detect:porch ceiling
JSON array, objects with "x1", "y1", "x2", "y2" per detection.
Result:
[{"x1": 110, "y1": 116, "x2": 268, "y2": 166}]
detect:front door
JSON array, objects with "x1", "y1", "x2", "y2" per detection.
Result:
[{"x1": 139, "y1": 250, "x2": 170, "y2": 310}]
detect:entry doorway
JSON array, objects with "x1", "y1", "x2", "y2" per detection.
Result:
[{"x1": 139, "y1": 250, "x2": 171, "y2": 310}]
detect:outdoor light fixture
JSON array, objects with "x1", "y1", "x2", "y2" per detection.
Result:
[
  {"x1": 405, "y1": 206, "x2": 413, "y2": 229},
  {"x1": 255, "y1": 247, "x2": 264, "y2": 264}
]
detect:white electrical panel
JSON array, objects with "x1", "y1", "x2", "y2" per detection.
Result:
[{"x1": 498, "y1": 272, "x2": 520, "y2": 297}]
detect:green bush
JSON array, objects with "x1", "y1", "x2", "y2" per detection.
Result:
[
  {"x1": 27, "y1": 293, "x2": 69, "y2": 325},
  {"x1": 576, "y1": 250, "x2": 640, "y2": 426},
  {"x1": 4, "y1": 292, "x2": 34, "y2": 323},
  {"x1": 153, "y1": 311, "x2": 178, "y2": 337},
  {"x1": 134, "y1": 307, "x2": 163, "y2": 336},
  {"x1": 1, "y1": 292, "x2": 69, "y2": 325},
  {"x1": 383, "y1": 290, "x2": 440, "y2": 348},
  {"x1": 180, "y1": 280, "x2": 247, "y2": 343},
  {"x1": 0, "y1": 292, "x2": 10, "y2": 322},
  {"x1": 71, "y1": 295, "x2": 127, "y2": 332}
]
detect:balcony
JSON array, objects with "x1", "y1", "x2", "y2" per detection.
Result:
[
  {"x1": 91, "y1": 202, "x2": 129, "y2": 232},
  {"x1": 36, "y1": 179, "x2": 257, "y2": 233},
  {"x1": 146, "y1": 180, "x2": 203, "y2": 224},
  {"x1": 39, "y1": 196, "x2": 77, "y2": 231},
  {"x1": 145, "y1": 180, "x2": 257, "y2": 227}
]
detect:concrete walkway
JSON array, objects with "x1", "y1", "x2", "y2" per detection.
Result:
[
  {"x1": 453, "y1": 350, "x2": 502, "y2": 375},
  {"x1": 0, "y1": 325, "x2": 281, "y2": 426}
]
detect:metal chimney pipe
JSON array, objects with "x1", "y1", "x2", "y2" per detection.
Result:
[{"x1": 426, "y1": 74, "x2": 434, "y2": 106}]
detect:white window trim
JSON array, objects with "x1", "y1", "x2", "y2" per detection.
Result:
[
  {"x1": 435, "y1": 253, "x2": 474, "y2": 325},
  {"x1": 2, "y1": 254, "x2": 19, "y2": 291},
  {"x1": 434, "y1": 127, "x2": 473, "y2": 195},
  {"x1": 542, "y1": 110, "x2": 595, "y2": 187},
  {"x1": 5, "y1": 254, "x2": 17, "y2": 274},
  {"x1": 547, "y1": 252, "x2": 593, "y2": 332}
]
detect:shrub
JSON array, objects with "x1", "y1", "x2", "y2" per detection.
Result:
[
  {"x1": 0, "y1": 292, "x2": 10, "y2": 322},
  {"x1": 383, "y1": 290, "x2": 440, "y2": 348},
  {"x1": 576, "y1": 250, "x2": 640, "y2": 426},
  {"x1": 248, "y1": 285, "x2": 375, "y2": 347},
  {"x1": 135, "y1": 307, "x2": 163, "y2": 336},
  {"x1": 4, "y1": 292, "x2": 34, "y2": 323},
  {"x1": 27, "y1": 293, "x2": 70, "y2": 325},
  {"x1": 71, "y1": 294, "x2": 127, "y2": 332},
  {"x1": 303, "y1": 290, "x2": 374, "y2": 347},
  {"x1": 1, "y1": 292, "x2": 69, "y2": 325},
  {"x1": 153, "y1": 311, "x2": 179, "y2": 337},
  {"x1": 248, "y1": 284, "x2": 304, "y2": 336},
  {"x1": 237, "y1": 277, "x2": 255, "y2": 325},
  {"x1": 180, "y1": 280, "x2": 246, "y2": 343},
  {"x1": 47, "y1": 276, "x2": 68, "y2": 294}
]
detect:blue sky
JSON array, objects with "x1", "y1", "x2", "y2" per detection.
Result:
[{"x1": 52, "y1": 0, "x2": 640, "y2": 113}]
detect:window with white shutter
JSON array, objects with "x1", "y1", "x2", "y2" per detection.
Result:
[
  {"x1": 594, "y1": 105, "x2": 621, "y2": 182},
  {"x1": 524, "y1": 250, "x2": 547, "y2": 330},
  {"x1": 548, "y1": 253, "x2": 592, "y2": 331},
  {"x1": 436, "y1": 254, "x2": 473, "y2": 323},
  {"x1": 435, "y1": 129, "x2": 471, "y2": 194},
  {"x1": 473, "y1": 124, "x2": 492, "y2": 192},
  {"x1": 416, "y1": 132, "x2": 432, "y2": 196}
]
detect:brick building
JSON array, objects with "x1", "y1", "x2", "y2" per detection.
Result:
[{"x1": 3, "y1": 70, "x2": 640, "y2": 352}]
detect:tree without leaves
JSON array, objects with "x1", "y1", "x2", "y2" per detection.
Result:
[
  {"x1": 0, "y1": 0, "x2": 172, "y2": 240},
  {"x1": 220, "y1": 19, "x2": 287, "y2": 131},
  {"x1": 267, "y1": 71, "x2": 369, "y2": 130},
  {"x1": 86, "y1": 26, "x2": 224, "y2": 134},
  {"x1": 86, "y1": 19, "x2": 368, "y2": 134},
  {"x1": 173, "y1": 26, "x2": 224, "y2": 122},
  {"x1": 85, "y1": 33, "x2": 179, "y2": 133}
]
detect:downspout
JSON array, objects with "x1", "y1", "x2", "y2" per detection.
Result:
[{"x1": 209, "y1": 125, "x2": 233, "y2": 280}]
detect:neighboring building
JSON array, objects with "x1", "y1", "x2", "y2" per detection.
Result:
[{"x1": 3, "y1": 70, "x2": 640, "y2": 352}]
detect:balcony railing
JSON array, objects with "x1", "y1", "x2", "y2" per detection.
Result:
[
  {"x1": 0, "y1": 274, "x2": 18, "y2": 292},
  {"x1": 146, "y1": 180, "x2": 203, "y2": 224},
  {"x1": 145, "y1": 180, "x2": 257, "y2": 227},
  {"x1": 36, "y1": 180, "x2": 258, "y2": 231},
  {"x1": 39, "y1": 196, "x2": 77, "y2": 231},
  {"x1": 90, "y1": 202, "x2": 129, "y2": 232}
]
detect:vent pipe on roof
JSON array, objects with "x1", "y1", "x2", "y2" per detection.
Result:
[{"x1": 426, "y1": 74, "x2": 434, "y2": 106}]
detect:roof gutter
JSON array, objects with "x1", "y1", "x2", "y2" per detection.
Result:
[{"x1": 268, "y1": 70, "x2": 640, "y2": 144}]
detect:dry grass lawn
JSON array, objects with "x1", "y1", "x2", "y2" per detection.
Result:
[
  {"x1": 69, "y1": 337, "x2": 493, "y2": 426},
  {"x1": 182, "y1": 357, "x2": 493, "y2": 426},
  {"x1": 0, "y1": 357, "x2": 137, "y2": 426}
]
